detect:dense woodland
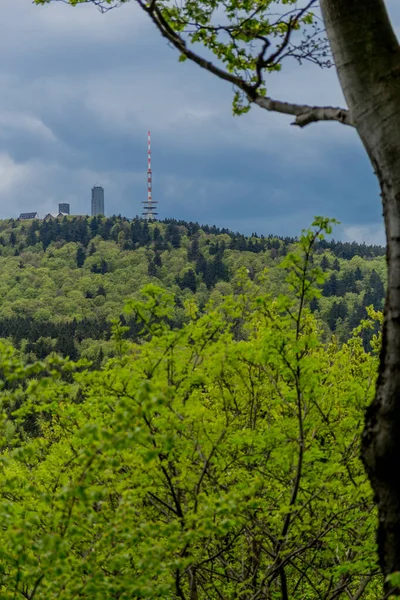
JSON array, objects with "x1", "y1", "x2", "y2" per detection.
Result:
[
  {"x1": 0, "y1": 217, "x2": 384, "y2": 598},
  {"x1": 0, "y1": 215, "x2": 386, "y2": 364}
]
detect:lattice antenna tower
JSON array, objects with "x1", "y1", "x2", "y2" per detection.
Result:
[{"x1": 142, "y1": 130, "x2": 158, "y2": 219}]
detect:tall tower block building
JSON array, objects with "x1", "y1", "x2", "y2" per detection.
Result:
[
  {"x1": 91, "y1": 186, "x2": 105, "y2": 216},
  {"x1": 142, "y1": 131, "x2": 158, "y2": 219}
]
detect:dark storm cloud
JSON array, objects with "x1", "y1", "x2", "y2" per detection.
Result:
[{"x1": 0, "y1": 0, "x2": 393, "y2": 243}]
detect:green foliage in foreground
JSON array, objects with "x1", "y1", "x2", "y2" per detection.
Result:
[{"x1": 0, "y1": 219, "x2": 381, "y2": 598}]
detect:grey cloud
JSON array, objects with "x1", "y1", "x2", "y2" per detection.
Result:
[{"x1": 0, "y1": 0, "x2": 388, "y2": 240}]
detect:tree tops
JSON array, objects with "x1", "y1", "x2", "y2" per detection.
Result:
[{"x1": 0, "y1": 216, "x2": 386, "y2": 363}]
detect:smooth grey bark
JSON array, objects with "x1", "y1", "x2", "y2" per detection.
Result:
[{"x1": 320, "y1": 0, "x2": 400, "y2": 587}]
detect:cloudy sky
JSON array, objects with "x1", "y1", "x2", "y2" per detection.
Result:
[{"x1": 0, "y1": 0, "x2": 398, "y2": 243}]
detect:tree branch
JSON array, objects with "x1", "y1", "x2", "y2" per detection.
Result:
[
  {"x1": 348, "y1": 574, "x2": 376, "y2": 600},
  {"x1": 46, "y1": 0, "x2": 353, "y2": 128},
  {"x1": 34, "y1": 0, "x2": 122, "y2": 12},
  {"x1": 262, "y1": 0, "x2": 317, "y2": 69},
  {"x1": 135, "y1": 0, "x2": 353, "y2": 128},
  {"x1": 252, "y1": 95, "x2": 353, "y2": 127}
]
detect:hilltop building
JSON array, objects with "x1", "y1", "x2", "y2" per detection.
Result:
[
  {"x1": 59, "y1": 203, "x2": 70, "y2": 215},
  {"x1": 91, "y1": 186, "x2": 104, "y2": 216},
  {"x1": 18, "y1": 212, "x2": 39, "y2": 220},
  {"x1": 43, "y1": 212, "x2": 69, "y2": 221}
]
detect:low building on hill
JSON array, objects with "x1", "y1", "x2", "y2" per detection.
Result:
[
  {"x1": 19, "y1": 212, "x2": 39, "y2": 220},
  {"x1": 43, "y1": 212, "x2": 69, "y2": 221}
]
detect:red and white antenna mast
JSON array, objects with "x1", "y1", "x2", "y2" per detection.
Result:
[{"x1": 142, "y1": 130, "x2": 158, "y2": 220}]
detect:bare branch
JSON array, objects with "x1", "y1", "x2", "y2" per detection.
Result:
[
  {"x1": 35, "y1": 0, "x2": 126, "y2": 12},
  {"x1": 262, "y1": 0, "x2": 317, "y2": 69},
  {"x1": 193, "y1": 430, "x2": 226, "y2": 513},
  {"x1": 253, "y1": 95, "x2": 353, "y2": 127},
  {"x1": 348, "y1": 574, "x2": 376, "y2": 600}
]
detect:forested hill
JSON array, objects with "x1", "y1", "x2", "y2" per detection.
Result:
[{"x1": 0, "y1": 215, "x2": 386, "y2": 362}]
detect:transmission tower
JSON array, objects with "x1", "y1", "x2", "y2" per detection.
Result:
[{"x1": 142, "y1": 130, "x2": 158, "y2": 219}]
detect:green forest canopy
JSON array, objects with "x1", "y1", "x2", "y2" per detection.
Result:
[
  {"x1": 0, "y1": 215, "x2": 386, "y2": 364},
  {"x1": 0, "y1": 217, "x2": 384, "y2": 598}
]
